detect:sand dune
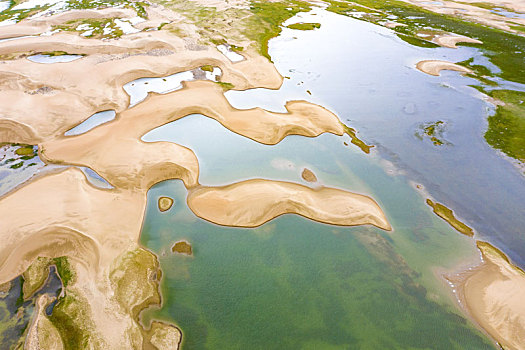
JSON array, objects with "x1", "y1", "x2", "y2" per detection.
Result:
[{"x1": 187, "y1": 179, "x2": 391, "y2": 230}]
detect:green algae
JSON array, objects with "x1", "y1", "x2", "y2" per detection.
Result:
[
  {"x1": 14, "y1": 147, "x2": 34, "y2": 156},
  {"x1": 415, "y1": 121, "x2": 451, "y2": 146},
  {"x1": 426, "y1": 199, "x2": 474, "y2": 237},
  {"x1": 53, "y1": 18, "x2": 125, "y2": 39},
  {"x1": 244, "y1": 0, "x2": 311, "y2": 60},
  {"x1": 287, "y1": 22, "x2": 321, "y2": 30},
  {"x1": 200, "y1": 65, "x2": 214, "y2": 72},
  {"x1": 484, "y1": 90, "x2": 525, "y2": 163},
  {"x1": 215, "y1": 81, "x2": 234, "y2": 91},
  {"x1": 53, "y1": 257, "x2": 75, "y2": 289},
  {"x1": 341, "y1": 123, "x2": 373, "y2": 153}
]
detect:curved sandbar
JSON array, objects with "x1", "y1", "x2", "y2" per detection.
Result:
[
  {"x1": 433, "y1": 35, "x2": 482, "y2": 49},
  {"x1": 187, "y1": 179, "x2": 391, "y2": 230},
  {"x1": 460, "y1": 242, "x2": 525, "y2": 350},
  {"x1": 416, "y1": 60, "x2": 472, "y2": 76},
  {"x1": 41, "y1": 81, "x2": 343, "y2": 188}
]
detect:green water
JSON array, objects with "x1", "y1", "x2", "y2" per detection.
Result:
[{"x1": 140, "y1": 112, "x2": 494, "y2": 348}]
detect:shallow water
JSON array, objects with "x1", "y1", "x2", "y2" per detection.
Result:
[
  {"x1": 78, "y1": 166, "x2": 113, "y2": 189},
  {"x1": 226, "y1": 8, "x2": 525, "y2": 267},
  {"x1": 0, "y1": 144, "x2": 46, "y2": 197},
  {"x1": 64, "y1": 110, "x2": 116, "y2": 136},
  {"x1": 491, "y1": 7, "x2": 525, "y2": 19},
  {"x1": 216, "y1": 44, "x2": 244, "y2": 62},
  {"x1": 0, "y1": 266, "x2": 62, "y2": 349},
  {"x1": 142, "y1": 112, "x2": 494, "y2": 348},
  {"x1": 124, "y1": 68, "x2": 221, "y2": 107},
  {"x1": 27, "y1": 54, "x2": 83, "y2": 64},
  {"x1": 138, "y1": 7, "x2": 525, "y2": 349}
]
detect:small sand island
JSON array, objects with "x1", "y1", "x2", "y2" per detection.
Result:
[
  {"x1": 416, "y1": 60, "x2": 473, "y2": 77},
  {"x1": 172, "y1": 241, "x2": 193, "y2": 256},
  {"x1": 301, "y1": 168, "x2": 317, "y2": 182},
  {"x1": 158, "y1": 196, "x2": 174, "y2": 212}
]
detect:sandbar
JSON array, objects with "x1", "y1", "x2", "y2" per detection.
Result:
[
  {"x1": 187, "y1": 179, "x2": 391, "y2": 230},
  {"x1": 416, "y1": 60, "x2": 472, "y2": 76},
  {"x1": 433, "y1": 35, "x2": 482, "y2": 49},
  {"x1": 460, "y1": 241, "x2": 525, "y2": 349}
]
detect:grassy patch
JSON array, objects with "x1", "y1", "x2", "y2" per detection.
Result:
[
  {"x1": 244, "y1": 0, "x2": 311, "y2": 60},
  {"x1": 484, "y1": 90, "x2": 525, "y2": 162},
  {"x1": 215, "y1": 81, "x2": 234, "y2": 91},
  {"x1": 22, "y1": 257, "x2": 52, "y2": 299},
  {"x1": 53, "y1": 257, "x2": 76, "y2": 289},
  {"x1": 426, "y1": 199, "x2": 474, "y2": 237},
  {"x1": 287, "y1": 22, "x2": 321, "y2": 30},
  {"x1": 326, "y1": 0, "x2": 525, "y2": 84},
  {"x1": 342, "y1": 123, "x2": 373, "y2": 153},
  {"x1": 200, "y1": 64, "x2": 214, "y2": 72}
]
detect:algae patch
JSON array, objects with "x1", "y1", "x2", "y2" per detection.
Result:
[
  {"x1": 426, "y1": 199, "x2": 474, "y2": 237},
  {"x1": 415, "y1": 121, "x2": 451, "y2": 146},
  {"x1": 287, "y1": 22, "x2": 321, "y2": 30},
  {"x1": 172, "y1": 241, "x2": 192, "y2": 256},
  {"x1": 341, "y1": 123, "x2": 373, "y2": 153}
]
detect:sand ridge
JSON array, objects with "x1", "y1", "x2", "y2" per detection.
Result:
[
  {"x1": 433, "y1": 35, "x2": 483, "y2": 49},
  {"x1": 187, "y1": 179, "x2": 392, "y2": 230}
]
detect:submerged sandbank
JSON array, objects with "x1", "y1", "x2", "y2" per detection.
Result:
[{"x1": 187, "y1": 179, "x2": 391, "y2": 230}]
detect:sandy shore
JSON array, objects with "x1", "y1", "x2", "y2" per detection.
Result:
[
  {"x1": 459, "y1": 242, "x2": 525, "y2": 350},
  {"x1": 187, "y1": 179, "x2": 391, "y2": 230},
  {"x1": 416, "y1": 60, "x2": 472, "y2": 76}
]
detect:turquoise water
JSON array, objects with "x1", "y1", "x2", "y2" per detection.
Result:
[
  {"x1": 134, "y1": 7, "x2": 525, "y2": 348},
  {"x1": 141, "y1": 113, "x2": 492, "y2": 348}
]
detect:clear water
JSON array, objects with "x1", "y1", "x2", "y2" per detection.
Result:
[
  {"x1": 64, "y1": 110, "x2": 116, "y2": 136},
  {"x1": 135, "y1": 7, "x2": 525, "y2": 348},
  {"x1": 27, "y1": 54, "x2": 83, "y2": 64},
  {"x1": 124, "y1": 68, "x2": 221, "y2": 108}
]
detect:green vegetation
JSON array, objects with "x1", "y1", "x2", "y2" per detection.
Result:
[
  {"x1": 326, "y1": 0, "x2": 525, "y2": 84},
  {"x1": 215, "y1": 81, "x2": 234, "y2": 91},
  {"x1": 14, "y1": 146, "x2": 34, "y2": 156},
  {"x1": 109, "y1": 248, "x2": 161, "y2": 319},
  {"x1": 426, "y1": 199, "x2": 474, "y2": 237},
  {"x1": 48, "y1": 291, "x2": 105, "y2": 350},
  {"x1": 416, "y1": 121, "x2": 450, "y2": 146},
  {"x1": 22, "y1": 257, "x2": 53, "y2": 299},
  {"x1": 200, "y1": 64, "x2": 214, "y2": 72},
  {"x1": 342, "y1": 123, "x2": 373, "y2": 153},
  {"x1": 53, "y1": 257, "x2": 76, "y2": 289},
  {"x1": 54, "y1": 18, "x2": 124, "y2": 39},
  {"x1": 484, "y1": 90, "x2": 525, "y2": 162},
  {"x1": 244, "y1": 0, "x2": 311, "y2": 60},
  {"x1": 287, "y1": 22, "x2": 321, "y2": 30}
]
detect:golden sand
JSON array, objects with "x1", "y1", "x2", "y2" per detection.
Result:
[
  {"x1": 301, "y1": 168, "x2": 317, "y2": 182},
  {"x1": 187, "y1": 179, "x2": 391, "y2": 230},
  {"x1": 433, "y1": 35, "x2": 482, "y2": 49},
  {"x1": 460, "y1": 242, "x2": 525, "y2": 350},
  {"x1": 416, "y1": 60, "x2": 472, "y2": 76}
]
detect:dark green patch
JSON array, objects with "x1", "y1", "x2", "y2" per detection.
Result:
[
  {"x1": 9, "y1": 162, "x2": 23, "y2": 169},
  {"x1": 484, "y1": 90, "x2": 525, "y2": 162},
  {"x1": 426, "y1": 199, "x2": 474, "y2": 237},
  {"x1": 53, "y1": 257, "x2": 76, "y2": 289},
  {"x1": 287, "y1": 22, "x2": 321, "y2": 30}
]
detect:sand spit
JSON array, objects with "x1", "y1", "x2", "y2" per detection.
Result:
[
  {"x1": 187, "y1": 179, "x2": 391, "y2": 230},
  {"x1": 433, "y1": 35, "x2": 482, "y2": 49},
  {"x1": 426, "y1": 199, "x2": 474, "y2": 237},
  {"x1": 41, "y1": 81, "x2": 343, "y2": 188},
  {"x1": 416, "y1": 60, "x2": 472, "y2": 76},
  {"x1": 0, "y1": 31, "x2": 282, "y2": 143},
  {"x1": 460, "y1": 242, "x2": 525, "y2": 350}
]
